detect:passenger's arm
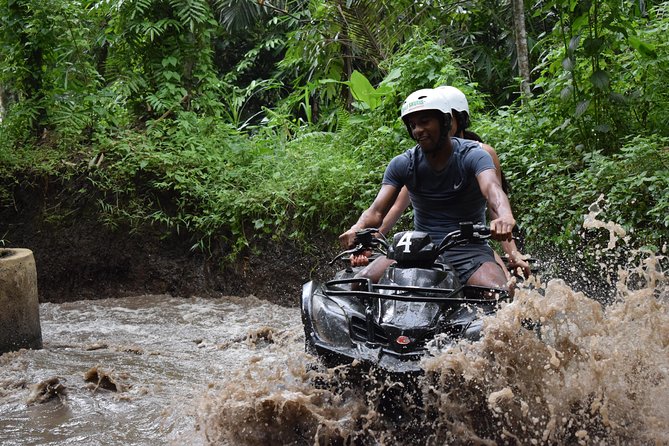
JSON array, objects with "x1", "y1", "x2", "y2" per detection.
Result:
[
  {"x1": 481, "y1": 144, "x2": 530, "y2": 277},
  {"x1": 481, "y1": 143, "x2": 504, "y2": 185}
]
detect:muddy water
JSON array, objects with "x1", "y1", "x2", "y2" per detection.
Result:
[
  {"x1": 1, "y1": 254, "x2": 668, "y2": 445},
  {"x1": 200, "y1": 267, "x2": 669, "y2": 446},
  {"x1": 0, "y1": 295, "x2": 306, "y2": 445}
]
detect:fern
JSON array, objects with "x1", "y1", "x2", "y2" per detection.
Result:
[{"x1": 169, "y1": 0, "x2": 211, "y2": 32}]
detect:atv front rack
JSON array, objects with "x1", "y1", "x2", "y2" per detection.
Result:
[{"x1": 324, "y1": 278, "x2": 510, "y2": 304}]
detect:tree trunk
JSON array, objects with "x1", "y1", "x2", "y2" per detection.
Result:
[
  {"x1": 0, "y1": 86, "x2": 5, "y2": 122},
  {"x1": 337, "y1": 1, "x2": 354, "y2": 110},
  {"x1": 512, "y1": 0, "x2": 532, "y2": 98}
]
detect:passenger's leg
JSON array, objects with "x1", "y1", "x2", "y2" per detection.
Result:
[{"x1": 354, "y1": 255, "x2": 396, "y2": 287}]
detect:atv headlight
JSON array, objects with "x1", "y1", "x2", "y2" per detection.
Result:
[{"x1": 311, "y1": 294, "x2": 352, "y2": 348}]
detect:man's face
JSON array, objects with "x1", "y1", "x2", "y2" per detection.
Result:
[{"x1": 405, "y1": 110, "x2": 443, "y2": 153}]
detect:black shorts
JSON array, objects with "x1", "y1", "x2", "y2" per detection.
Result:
[{"x1": 438, "y1": 243, "x2": 498, "y2": 284}]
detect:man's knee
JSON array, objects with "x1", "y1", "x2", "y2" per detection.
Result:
[
  {"x1": 467, "y1": 261, "x2": 509, "y2": 289},
  {"x1": 466, "y1": 262, "x2": 515, "y2": 299}
]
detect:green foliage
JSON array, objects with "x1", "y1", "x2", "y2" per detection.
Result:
[
  {"x1": 274, "y1": 0, "x2": 448, "y2": 129},
  {"x1": 345, "y1": 70, "x2": 388, "y2": 111},
  {"x1": 575, "y1": 138, "x2": 669, "y2": 239},
  {"x1": 467, "y1": 2, "x2": 669, "y2": 256},
  {"x1": 1, "y1": 0, "x2": 668, "y2": 267},
  {"x1": 83, "y1": 110, "x2": 387, "y2": 259},
  {"x1": 213, "y1": 0, "x2": 266, "y2": 32},
  {"x1": 0, "y1": 0, "x2": 102, "y2": 142},
  {"x1": 622, "y1": 3, "x2": 669, "y2": 134},
  {"x1": 477, "y1": 1, "x2": 669, "y2": 252},
  {"x1": 438, "y1": 0, "x2": 524, "y2": 104},
  {"x1": 218, "y1": 78, "x2": 283, "y2": 130},
  {"x1": 532, "y1": 0, "x2": 668, "y2": 152},
  {"x1": 478, "y1": 103, "x2": 669, "y2": 254},
  {"x1": 99, "y1": 0, "x2": 223, "y2": 121},
  {"x1": 377, "y1": 39, "x2": 484, "y2": 109}
]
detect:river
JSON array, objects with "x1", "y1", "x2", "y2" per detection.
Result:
[
  {"x1": 0, "y1": 294, "x2": 304, "y2": 445},
  {"x1": 1, "y1": 246, "x2": 667, "y2": 445}
]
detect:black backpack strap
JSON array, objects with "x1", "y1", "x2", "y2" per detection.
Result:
[{"x1": 405, "y1": 144, "x2": 420, "y2": 191}]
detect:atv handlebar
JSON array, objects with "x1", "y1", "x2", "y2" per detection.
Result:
[
  {"x1": 440, "y1": 223, "x2": 537, "y2": 276},
  {"x1": 328, "y1": 228, "x2": 389, "y2": 265},
  {"x1": 437, "y1": 222, "x2": 493, "y2": 253},
  {"x1": 331, "y1": 222, "x2": 515, "y2": 266},
  {"x1": 437, "y1": 222, "x2": 522, "y2": 252}
]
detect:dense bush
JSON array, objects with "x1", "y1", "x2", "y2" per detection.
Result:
[
  {"x1": 84, "y1": 111, "x2": 393, "y2": 259},
  {"x1": 1, "y1": 2, "x2": 668, "y2": 263},
  {"x1": 477, "y1": 105, "x2": 669, "y2": 254}
]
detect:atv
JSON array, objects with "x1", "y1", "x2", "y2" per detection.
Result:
[{"x1": 301, "y1": 222, "x2": 514, "y2": 374}]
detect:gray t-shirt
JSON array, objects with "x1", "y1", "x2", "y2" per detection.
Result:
[{"x1": 382, "y1": 137, "x2": 494, "y2": 244}]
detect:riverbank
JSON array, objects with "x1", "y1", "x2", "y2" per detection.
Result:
[
  {"x1": 0, "y1": 181, "x2": 633, "y2": 306},
  {"x1": 0, "y1": 187, "x2": 337, "y2": 306}
]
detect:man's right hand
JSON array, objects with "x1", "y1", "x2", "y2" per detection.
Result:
[{"x1": 338, "y1": 228, "x2": 358, "y2": 249}]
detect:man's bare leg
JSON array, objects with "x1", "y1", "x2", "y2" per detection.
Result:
[{"x1": 467, "y1": 261, "x2": 515, "y2": 298}]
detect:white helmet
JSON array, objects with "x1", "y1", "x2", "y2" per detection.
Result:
[
  {"x1": 436, "y1": 86, "x2": 469, "y2": 114},
  {"x1": 400, "y1": 88, "x2": 452, "y2": 121}
]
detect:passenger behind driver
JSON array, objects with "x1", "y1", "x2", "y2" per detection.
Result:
[
  {"x1": 350, "y1": 86, "x2": 531, "y2": 284},
  {"x1": 339, "y1": 87, "x2": 517, "y2": 296}
]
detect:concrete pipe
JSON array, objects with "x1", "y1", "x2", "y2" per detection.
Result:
[{"x1": 0, "y1": 248, "x2": 43, "y2": 354}]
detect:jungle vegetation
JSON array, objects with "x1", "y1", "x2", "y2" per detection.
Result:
[{"x1": 0, "y1": 0, "x2": 667, "y2": 266}]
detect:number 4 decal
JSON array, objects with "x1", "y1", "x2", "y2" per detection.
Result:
[{"x1": 397, "y1": 232, "x2": 413, "y2": 253}]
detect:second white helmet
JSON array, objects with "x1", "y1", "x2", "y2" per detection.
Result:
[{"x1": 435, "y1": 86, "x2": 469, "y2": 114}]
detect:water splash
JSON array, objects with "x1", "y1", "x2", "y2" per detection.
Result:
[
  {"x1": 200, "y1": 203, "x2": 668, "y2": 445},
  {"x1": 582, "y1": 194, "x2": 628, "y2": 250},
  {"x1": 421, "y1": 276, "x2": 668, "y2": 445}
]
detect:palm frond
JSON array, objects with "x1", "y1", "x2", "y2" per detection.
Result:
[
  {"x1": 212, "y1": 0, "x2": 264, "y2": 32},
  {"x1": 331, "y1": 0, "x2": 435, "y2": 69}
]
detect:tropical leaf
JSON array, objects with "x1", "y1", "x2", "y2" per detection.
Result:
[
  {"x1": 212, "y1": 0, "x2": 264, "y2": 32},
  {"x1": 628, "y1": 35, "x2": 657, "y2": 58},
  {"x1": 169, "y1": 0, "x2": 212, "y2": 32}
]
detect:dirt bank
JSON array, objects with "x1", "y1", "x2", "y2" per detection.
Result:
[
  {"x1": 1, "y1": 183, "x2": 622, "y2": 306},
  {"x1": 1, "y1": 188, "x2": 338, "y2": 306}
]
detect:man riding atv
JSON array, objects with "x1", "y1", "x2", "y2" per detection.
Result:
[{"x1": 339, "y1": 88, "x2": 518, "y2": 296}]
